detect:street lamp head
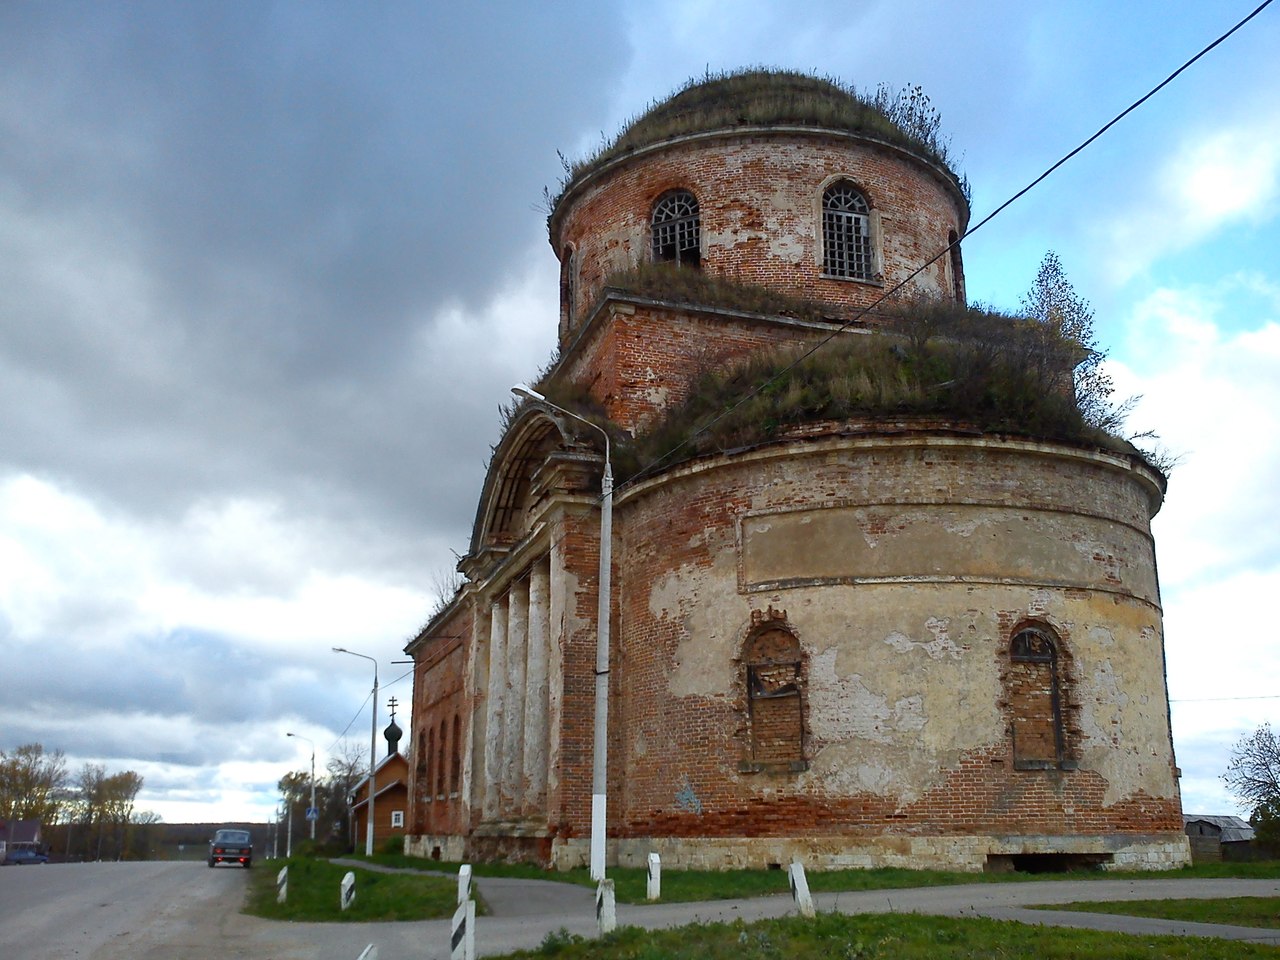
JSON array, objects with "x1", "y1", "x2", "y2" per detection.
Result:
[
  {"x1": 286, "y1": 732, "x2": 296, "y2": 738},
  {"x1": 511, "y1": 383, "x2": 546, "y2": 403},
  {"x1": 331, "y1": 646, "x2": 347, "y2": 654}
]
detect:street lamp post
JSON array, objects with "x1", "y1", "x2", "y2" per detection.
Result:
[
  {"x1": 512, "y1": 383, "x2": 613, "y2": 880},
  {"x1": 332, "y1": 647, "x2": 379, "y2": 856},
  {"x1": 286, "y1": 732, "x2": 317, "y2": 842}
]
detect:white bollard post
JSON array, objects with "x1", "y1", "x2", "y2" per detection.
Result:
[
  {"x1": 788, "y1": 860, "x2": 815, "y2": 918},
  {"x1": 646, "y1": 852, "x2": 661, "y2": 901},
  {"x1": 340, "y1": 870, "x2": 357, "y2": 911},
  {"x1": 457, "y1": 863, "x2": 472, "y2": 905},
  {"x1": 356, "y1": 946, "x2": 378, "y2": 960},
  {"x1": 595, "y1": 878, "x2": 616, "y2": 935},
  {"x1": 450, "y1": 899, "x2": 476, "y2": 960},
  {"x1": 276, "y1": 865, "x2": 288, "y2": 904}
]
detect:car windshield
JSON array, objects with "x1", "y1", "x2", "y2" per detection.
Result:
[{"x1": 216, "y1": 830, "x2": 251, "y2": 844}]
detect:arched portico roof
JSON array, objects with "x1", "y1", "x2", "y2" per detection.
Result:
[{"x1": 467, "y1": 406, "x2": 577, "y2": 559}]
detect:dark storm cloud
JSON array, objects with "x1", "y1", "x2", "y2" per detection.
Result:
[{"x1": 0, "y1": 1, "x2": 627, "y2": 548}]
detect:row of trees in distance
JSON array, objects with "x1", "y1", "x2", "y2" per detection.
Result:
[{"x1": 1, "y1": 742, "x2": 154, "y2": 861}]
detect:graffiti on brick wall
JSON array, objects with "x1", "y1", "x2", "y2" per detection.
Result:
[{"x1": 674, "y1": 777, "x2": 703, "y2": 816}]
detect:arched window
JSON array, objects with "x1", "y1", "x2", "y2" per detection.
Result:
[
  {"x1": 560, "y1": 245, "x2": 578, "y2": 323},
  {"x1": 822, "y1": 181, "x2": 873, "y2": 280},
  {"x1": 450, "y1": 714, "x2": 462, "y2": 796},
  {"x1": 651, "y1": 190, "x2": 700, "y2": 268},
  {"x1": 1008, "y1": 626, "x2": 1068, "y2": 769},
  {"x1": 948, "y1": 229, "x2": 965, "y2": 303},
  {"x1": 424, "y1": 726, "x2": 435, "y2": 803},
  {"x1": 742, "y1": 627, "x2": 806, "y2": 768},
  {"x1": 437, "y1": 719, "x2": 448, "y2": 799}
]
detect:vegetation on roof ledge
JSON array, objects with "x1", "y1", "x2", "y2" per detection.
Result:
[
  {"x1": 531, "y1": 256, "x2": 1174, "y2": 482},
  {"x1": 592, "y1": 263, "x2": 886, "y2": 327},
  {"x1": 547, "y1": 68, "x2": 968, "y2": 220},
  {"x1": 607, "y1": 299, "x2": 1134, "y2": 481}
]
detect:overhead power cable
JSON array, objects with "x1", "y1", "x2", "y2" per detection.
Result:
[
  {"x1": 432, "y1": 2, "x2": 1275, "y2": 649},
  {"x1": 615, "y1": 0, "x2": 1275, "y2": 492}
]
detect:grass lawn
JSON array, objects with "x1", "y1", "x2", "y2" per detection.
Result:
[
  {"x1": 499, "y1": 912, "x2": 1280, "y2": 959},
  {"x1": 351, "y1": 853, "x2": 1280, "y2": 906},
  {"x1": 1040, "y1": 896, "x2": 1280, "y2": 929},
  {"x1": 244, "y1": 856, "x2": 462, "y2": 922}
]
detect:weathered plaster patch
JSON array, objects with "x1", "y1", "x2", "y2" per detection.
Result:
[
  {"x1": 883, "y1": 617, "x2": 962, "y2": 661},
  {"x1": 639, "y1": 377, "x2": 670, "y2": 411},
  {"x1": 1087, "y1": 625, "x2": 1117, "y2": 648},
  {"x1": 1027, "y1": 589, "x2": 1052, "y2": 618},
  {"x1": 1071, "y1": 610, "x2": 1177, "y2": 804},
  {"x1": 942, "y1": 515, "x2": 987, "y2": 537},
  {"x1": 807, "y1": 650, "x2": 895, "y2": 743},
  {"x1": 657, "y1": 549, "x2": 750, "y2": 699}
]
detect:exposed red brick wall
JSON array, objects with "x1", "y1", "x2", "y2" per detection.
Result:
[
  {"x1": 410, "y1": 605, "x2": 471, "y2": 837},
  {"x1": 551, "y1": 131, "x2": 967, "y2": 342},
  {"x1": 609, "y1": 437, "x2": 1177, "y2": 845},
  {"x1": 410, "y1": 103, "x2": 1181, "y2": 870},
  {"x1": 560, "y1": 302, "x2": 856, "y2": 433}
]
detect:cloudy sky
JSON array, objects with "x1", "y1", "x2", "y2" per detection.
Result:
[{"x1": 2, "y1": 1, "x2": 1277, "y2": 826}]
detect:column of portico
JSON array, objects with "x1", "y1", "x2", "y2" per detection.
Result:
[
  {"x1": 522, "y1": 558, "x2": 551, "y2": 814},
  {"x1": 501, "y1": 580, "x2": 529, "y2": 815},
  {"x1": 482, "y1": 598, "x2": 507, "y2": 821},
  {"x1": 461, "y1": 602, "x2": 487, "y2": 823}
]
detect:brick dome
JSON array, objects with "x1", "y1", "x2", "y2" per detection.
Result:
[
  {"x1": 548, "y1": 71, "x2": 970, "y2": 349},
  {"x1": 552, "y1": 70, "x2": 964, "y2": 215}
]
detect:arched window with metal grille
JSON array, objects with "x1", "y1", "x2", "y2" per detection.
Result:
[
  {"x1": 822, "y1": 181, "x2": 874, "y2": 280},
  {"x1": 651, "y1": 189, "x2": 700, "y2": 267}
]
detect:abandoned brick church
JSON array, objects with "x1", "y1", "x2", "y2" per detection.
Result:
[{"x1": 404, "y1": 71, "x2": 1190, "y2": 872}]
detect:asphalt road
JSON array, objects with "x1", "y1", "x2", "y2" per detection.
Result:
[{"x1": 1, "y1": 860, "x2": 1278, "y2": 960}]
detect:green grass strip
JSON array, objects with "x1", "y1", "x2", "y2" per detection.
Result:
[
  {"x1": 1039, "y1": 896, "x2": 1280, "y2": 930},
  {"x1": 503, "y1": 912, "x2": 1280, "y2": 959},
  {"x1": 353, "y1": 854, "x2": 1280, "y2": 906},
  {"x1": 244, "y1": 856, "x2": 461, "y2": 922}
]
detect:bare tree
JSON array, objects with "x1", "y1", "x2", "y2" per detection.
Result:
[
  {"x1": 1224, "y1": 723, "x2": 1280, "y2": 809},
  {"x1": 326, "y1": 741, "x2": 368, "y2": 849}
]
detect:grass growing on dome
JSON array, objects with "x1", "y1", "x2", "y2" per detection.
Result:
[{"x1": 547, "y1": 69, "x2": 967, "y2": 218}]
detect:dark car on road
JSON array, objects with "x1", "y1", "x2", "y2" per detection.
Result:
[
  {"x1": 3, "y1": 848, "x2": 49, "y2": 865},
  {"x1": 208, "y1": 828, "x2": 253, "y2": 868}
]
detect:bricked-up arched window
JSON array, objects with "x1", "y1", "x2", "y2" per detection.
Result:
[
  {"x1": 560, "y1": 245, "x2": 578, "y2": 322},
  {"x1": 450, "y1": 713, "x2": 462, "y2": 796},
  {"x1": 651, "y1": 190, "x2": 700, "y2": 268},
  {"x1": 742, "y1": 627, "x2": 806, "y2": 770},
  {"x1": 1009, "y1": 626, "x2": 1067, "y2": 769},
  {"x1": 822, "y1": 181, "x2": 873, "y2": 280},
  {"x1": 437, "y1": 719, "x2": 448, "y2": 799},
  {"x1": 424, "y1": 725, "x2": 435, "y2": 801},
  {"x1": 414, "y1": 726, "x2": 429, "y2": 831}
]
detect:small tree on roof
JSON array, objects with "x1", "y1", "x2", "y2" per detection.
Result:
[{"x1": 1020, "y1": 251, "x2": 1133, "y2": 433}]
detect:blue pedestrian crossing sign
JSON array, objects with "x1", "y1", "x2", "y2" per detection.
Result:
[{"x1": 306, "y1": 807, "x2": 319, "y2": 820}]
